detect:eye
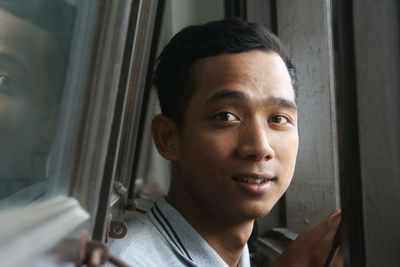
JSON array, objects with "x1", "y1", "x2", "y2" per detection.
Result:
[
  {"x1": 269, "y1": 115, "x2": 289, "y2": 124},
  {"x1": 0, "y1": 74, "x2": 21, "y2": 96},
  {"x1": 215, "y1": 112, "x2": 239, "y2": 122}
]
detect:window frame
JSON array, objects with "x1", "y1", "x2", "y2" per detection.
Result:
[{"x1": 0, "y1": 0, "x2": 149, "y2": 265}]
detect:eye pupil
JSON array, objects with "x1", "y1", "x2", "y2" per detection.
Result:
[
  {"x1": 216, "y1": 112, "x2": 237, "y2": 122},
  {"x1": 0, "y1": 75, "x2": 7, "y2": 85},
  {"x1": 272, "y1": 116, "x2": 286, "y2": 124},
  {"x1": 0, "y1": 75, "x2": 12, "y2": 87},
  {"x1": 0, "y1": 75, "x2": 19, "y2": 95},
  {"x1": 220, "y1": 113, "x2": 230, "y2": 121}
]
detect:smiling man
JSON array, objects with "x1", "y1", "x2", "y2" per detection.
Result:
[{"x1": 108, "y1": 18, "x2": 341, "y2": 267}]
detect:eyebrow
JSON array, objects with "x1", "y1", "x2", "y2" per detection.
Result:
[
  {"x1": 205, "y1": 89, "x2": 297, "y2": 111},
  {"x1": 0, "y1": 52, "x2": 29, "y2": 75}
]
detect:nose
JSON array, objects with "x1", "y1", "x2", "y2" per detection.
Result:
[{"x1": 237, "y1": 119, "x2": 275, "y2": 161}]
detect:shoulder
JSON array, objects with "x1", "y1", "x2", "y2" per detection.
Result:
[{"x1": 106, "y1": 210, "x2": 189, "y2": 267}]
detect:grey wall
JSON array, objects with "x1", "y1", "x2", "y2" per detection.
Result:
[
  {"x1": 170, "y1": 0, "x2": 224, "y2": 33},
  {"x1": 353, "y1": 0, "x2": 400, "y2": 266}
]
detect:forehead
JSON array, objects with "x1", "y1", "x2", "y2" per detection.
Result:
[
  {"x1": 0, "y1": 8, "x2": 57, "y2": 103},
  {"x1": 0, "y1": 8, "x2": 56, "y2": 72},
  {"x1": 190, "y1": 50, "x2": 295, "y2": 103}
]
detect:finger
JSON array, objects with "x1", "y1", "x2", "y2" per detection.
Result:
[
  {"x1": 324, "y1": 210, "x2": 341, "y2": 231},
  {"x1": 333, "y1": 246, "x2": 343, "y2": 267},
  {"x1": 326, "y1": 210, "x2": 341, "y2": 222}
]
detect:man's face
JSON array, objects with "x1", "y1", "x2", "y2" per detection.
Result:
[
  {"x1": 174, "y1": 50, "x2": 298, "y2": 222},
  {"x1": 0, "y1": 8, "x2": 54, "y2": 186}
]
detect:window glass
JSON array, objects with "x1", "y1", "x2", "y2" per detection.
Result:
[{"x1": 0, "y1": 0, "x2": 93, "y2": 209}]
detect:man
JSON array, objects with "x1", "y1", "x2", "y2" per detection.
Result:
[
  {"x1": 108, "y1": 18, "x2": 341, "y2": 266},
  {"x1": 0, "y1": 0, "x2": 74, "y2": 208}
]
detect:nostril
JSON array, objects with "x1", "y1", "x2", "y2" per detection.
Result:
[
  {"x1": 237, "y1": 146, "x2": 274, "y2": 161},
  {"x1": 237, "y1": 124, "x2": 274, "y2": 160}
]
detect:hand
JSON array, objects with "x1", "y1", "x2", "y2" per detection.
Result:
[{"x1": 271, "y1": 210, "x2": 342, "y2": 267}]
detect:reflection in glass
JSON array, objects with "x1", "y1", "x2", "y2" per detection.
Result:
[{"x1": 0, "y1": 0, "x2": 75, "y2": 208}]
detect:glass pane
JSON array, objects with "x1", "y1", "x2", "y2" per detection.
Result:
[{"x1": 0, "y1": 0, "x2": 95, "y2": 209}]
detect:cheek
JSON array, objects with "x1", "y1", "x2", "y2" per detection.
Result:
[
  {"x1": 0, "y1": 97, "x2": 47, "y2": 148},
  {"x1": 182, "y1": 132, "x2": 234, "y2": 173},
  {"x1": 276, "y1": 129, "x2": 298, "y2": 155},
  {"x1": 0, "y1": 96, "x2": 12, "y2": 116},
  {"x1": 201, "y1": 131, "x2": 235, "y2": 156},
  {"x1": 275, "y1": 137, "x2": 298, "y2": 197},
  {"x1": 275, "y1": 132, "x2": 299, "y2": 173},
  {"x1": 285, "y1": 137, "x2": 299, "y2": 165},
  {"x1": 0, "y1": 97, "x2": 26, "y2": 129}
]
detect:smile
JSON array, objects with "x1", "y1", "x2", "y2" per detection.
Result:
[
  {"x1": 233, "y1": 176, "x2": 267, "y2": 184},
  {"x1": 232, "y1": 174, "x2": 277, "y2": 194}
]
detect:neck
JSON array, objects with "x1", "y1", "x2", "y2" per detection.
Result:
[{"x1": 166, "y1": 180, "x2": 254, "y2": 267}]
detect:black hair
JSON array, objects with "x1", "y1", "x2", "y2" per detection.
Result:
[{"x1": 153, "y1": 18, "x2": 297, "y2": 126}]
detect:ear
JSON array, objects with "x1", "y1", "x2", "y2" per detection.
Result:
[{"x1": 151, "y1": 115, "x2": 181, "y2": 161}]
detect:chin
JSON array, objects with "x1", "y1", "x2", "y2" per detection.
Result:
[
  {"x1": 238, "y1": 202, "x2": 275, "y2": 220},
  {"x1": 252, "y1": 208, "x2": 273, "y2": 219}
]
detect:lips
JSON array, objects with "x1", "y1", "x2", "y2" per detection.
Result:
[
  {"x1": 234, "y1": 176, "x2": 266, "y2": 184},
  {"x1": 232, "y1": 173, "x2": 276, "y2": 195},
  {"x1": 233, "y1": 173, "x2": 276, "y2": 184}
]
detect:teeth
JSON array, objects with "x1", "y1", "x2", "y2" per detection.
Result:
[{"x1": 235, "y1": 177, "x2": 265, "y2": 184}]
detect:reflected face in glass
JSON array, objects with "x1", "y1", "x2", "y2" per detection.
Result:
[
  {"x1": 173, "y1": 51, "x2": 298, "y2": 223},
  {"x1": 0, "y1": 7, "x2": 56, "y2": 181}
]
